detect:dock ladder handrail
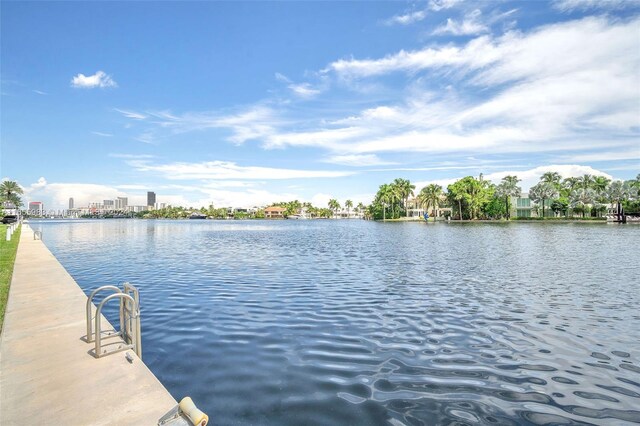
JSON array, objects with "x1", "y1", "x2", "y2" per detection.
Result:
[{"x1": 86, "y1": 283, "x2": 142, "y2": 359}]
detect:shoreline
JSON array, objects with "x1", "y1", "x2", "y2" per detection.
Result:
[{"x1": 0, "y1": 224, "x2": 177, "y2": 425}]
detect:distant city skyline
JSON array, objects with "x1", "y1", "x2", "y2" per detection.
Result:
[{"x1": 1, "y1": 1, "x2": 638, "y2": 210}]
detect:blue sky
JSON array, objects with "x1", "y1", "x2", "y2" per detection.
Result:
[{"x1": 1, "y1": 0, "x2": 639, "y2": 210}]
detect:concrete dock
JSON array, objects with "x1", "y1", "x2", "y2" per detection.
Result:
[{"x1": 0, "y1": 225, "x2": 177, "y2": 425}]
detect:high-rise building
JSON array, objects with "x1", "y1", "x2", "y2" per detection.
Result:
[
  {"x1": 104, "y1": 200, "x2": 115, "y2": 209},
  {"x1": 29, "y1": 201, "x2": 43, "y2": 215},
  {"x1": 115, "y1": 197, "x2": 128, "y2": 210},
  {"x1": 147, "y1": 191, "x2": 156, "y2": 207},
  {"x1": 69, "y1": 197, "x2": 74, "y2": 209}
]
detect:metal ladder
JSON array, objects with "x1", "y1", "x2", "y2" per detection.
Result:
[{"x1": 86, "y1": 282, "x2": 142, "y2": 359}]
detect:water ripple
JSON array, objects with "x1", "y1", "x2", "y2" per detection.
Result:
[{"x1": 32, "y1": 219, "x2": 640, "y2": 425}]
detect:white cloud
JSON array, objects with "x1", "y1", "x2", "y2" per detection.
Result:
[
  {"x1": 283, "y1": 16, "x2": 639, "y2": 160},
  {"x1": 552, "y1": 0, "x2": 633, "y2": 12},
  {"x1": 327, "y1": 16, "x2": 638, "y2": 85},
  {"x1": 326, "y1": 35, "x2": 500, "y2": 78},
  {"x1": 555, "y1": 148, "x2": 640, "y2": 163},
  {"x1": 111, "y1": 16, "x2": 638, "y2": 168},
  {"x1": 71, "y1": 71, "x2": 117, "y2": 89},
  {"x1": 144, "y1": 106, "x2": 279, "y2": 145},
  {"x1": 385, "y1": 10, "x2": 427, "y2": 26},
  {"x1": 275, "y1": 72, "x2": 292, "y2": 83},
  {"x1": 265, "y1": 126, "x2": 367, "y2": 150},
  {"x1": 288, "y1": 83, "x2": 321, "y2": 98},
  {"x1": 433, "y1": 9, "x2": 488, "y2": 36},
  {"x1": 135, "y1": 132, "x2": 155, "y2": 144},
  {"x1": 115, "y1": 108, "x2": 147, "y2": 120},
  {"x1": 323, "y1": 154, "x2": 396, "y2": 167},
  {"x1": 429, "y1": 0, "x2": 464, "y2": 12},
  {"x1": 91, "y1": 131, "x2": 113, "y2": 137},
  {"x1": 24, "y1": 178, "x2": 128, "y2": 210},
  {"x1": 128, "y1": 160, "x2": 355, "y2": 181},
  {"x1": 311, "y1": 193, "x2": 333, "y2": 208},
  {"x1": 483, "y1": 165, "x2": 613, "y2": 191},
  {"x1": 108, "y1": 153, "x2": 156, "y2": 159},
  {"x1": 413, "y1": 164, "x2": 615, "y2": 193},
  {"x1": 201, "y1": 188, "x2": 299, "y2": 208},
  {"x1": 275, "y1": 73, "x2": 322, "y2": 98},
  {"x1": 32, "y1": 90, "x2": 47, "y2": 95}
]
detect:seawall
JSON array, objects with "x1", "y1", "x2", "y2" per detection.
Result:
[{"x1": 0, "y1": 224, "x2": 176, "y2": 425}]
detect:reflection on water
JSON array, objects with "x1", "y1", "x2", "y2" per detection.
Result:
[{"x1": 31, "y1": 219, "x2": 640, "y2": 425}]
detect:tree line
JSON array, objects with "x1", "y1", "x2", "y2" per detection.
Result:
[
  {"x1": 369, "y1": 173, "x2": 640, "y2": 221},
  {"x1": 3, "y1": 173, "x2": 640, "y2": 221}
]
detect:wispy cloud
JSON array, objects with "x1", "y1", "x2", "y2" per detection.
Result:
[
  {"x1": 385, "y1": 10, "x2": 427, "y2": 26},
  {"x1": 135, "y1": 132, "x2": 156, "y2": 144},
  {"x1": 429, "y1": 0, "x2": 464, "y2": 12},
  {"x1": 275, "y1": 73, "x2": 322, "y2": 98},
  {"x1": 288, "y1": 82, "x2": 321, "y2": 98},
  {"x1": 308, "y1": 16, "x2": 639, "y2": 159},
  {"x1": 414, "y1": 164, "x2": 614, "y2": 192},
  {"x1": 432, "y1": 9, "x2": 488, "y2": 36},
  {"x1": 552, "y1": 0, "x2": 637, "y2": 12},
  {"x1": 122, "y1": 106, "x2": 279, "y2": 145},
  {"x1": 127, "y1": 159, "x2": 355, "y2": 180},
  {"x1": 91, "y1": 131, "x2": 113, "y2": 137},
  {"x1": 325, "y1": 35, "x2": 499, "y2": 78},
  {"x1": 32, "y1": 89, "x2": 47, "y2": 95},
  {"x1": 114, "y1": 108, "x2": 147, "y2": 120},
  {"x1": 71, "y1": 70, "x2": 117, "y2": 89},
  {"x1": 323, "y1": 154, "x2": 397, "y2": 167},
  {"x1": 555, "y1": 148, "x2": 640, "y2": 163},
  {"x1": 113, "y1": 16, "x2": 638, "y2": 175},
  {"x1": 108, "y1": 153, "x2": 156, "y2": 159}
]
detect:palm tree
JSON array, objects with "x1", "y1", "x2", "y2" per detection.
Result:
[
  {"x1": 541, "y1": 172, "x2": 562, "y2": 186},
  {"x1": 356, "y1": 202, "x2": 365, "y2": 217},
  {"x1": 376, "y1": 184, "x2": 393, "y2": 220},
  {"x1": 393, "y1": 178, "x2": 415, "y2": 217},
  {"x1": 382, "y1": 183, "x2": 401, "y2": 218},
  {"x1": 345, "y1": 200, "x2": 353, "y2": 217},
  {"x1": 570, "y1": 188, "x2": 595, "y2": 218},
  {"x1": 592, "y1": 176, "x2": 611, "y2": 197},
  {"x1": 562, "y1": 177, "x2": 580, "y2": 192},
  {"x1": 451, "y1": 176, "x2": 488, "y2": 220},
  {"x1": 530, "y1": 182, "x2": 558, "y2": 218},
  {"x1": 0, "y1": 180, "x2": 24, "y2": 207},
  {"x1": 447, "y1": 180, "x2": 468, "y2": 220},
  {"x1": 328, "y1": 199, "x2": 340, "y2": 218},
  {"x1": 579, "y1": 174, "x2": 594, "y2": 190},
  {"x1": 495, "y1": 175, "x2": 521, "y2": 220},
  {"x1": 418, "y1": 184, "x2": 443, "y2": 220},
  {"x1": 607, "y1": 181, "x2": 631, "y2": 220}
]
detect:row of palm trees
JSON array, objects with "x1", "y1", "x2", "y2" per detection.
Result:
[
  {"x1": 374, "y1": 178, "x2": 416, "y2": 220},
  {"x1": 370, "y1": 173, "x2": 640, "y2": 221},
  {"x1": 529, "y1": 172, "x2": 640, "y2": 218},
  {"x1": 272, "y1": 199, "x2": 366, "y2": 218}
]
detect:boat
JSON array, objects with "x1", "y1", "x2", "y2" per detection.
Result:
[
  {"x1": 189, "y1": 212, "x2": 207, "y2": 219},
  {"x1": 287, "y1": 213, "x2": 309, "y2": 220}
]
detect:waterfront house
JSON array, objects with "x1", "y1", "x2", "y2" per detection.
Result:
[
  {"x1": 511, "y1": 194, "x2": 558, "y2": 218},
  {"x1": 406, "y1": 197, "x2": 451, "y2": 219},
  {"x1": 264, "y1": 206, "x2": 286, "y2": 219}
]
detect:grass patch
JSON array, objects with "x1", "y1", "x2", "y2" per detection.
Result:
[{"x1": 0, "y1": 224, "x2": 21, "y2": 332}]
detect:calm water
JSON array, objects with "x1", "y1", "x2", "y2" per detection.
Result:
[{"x1": 31, "y1": 219, "x2": 640, "y2": 425}]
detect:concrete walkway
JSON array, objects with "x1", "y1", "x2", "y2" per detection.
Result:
[{"x1": 0, "y1": 225, "x2": 176, "y2": 425}]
